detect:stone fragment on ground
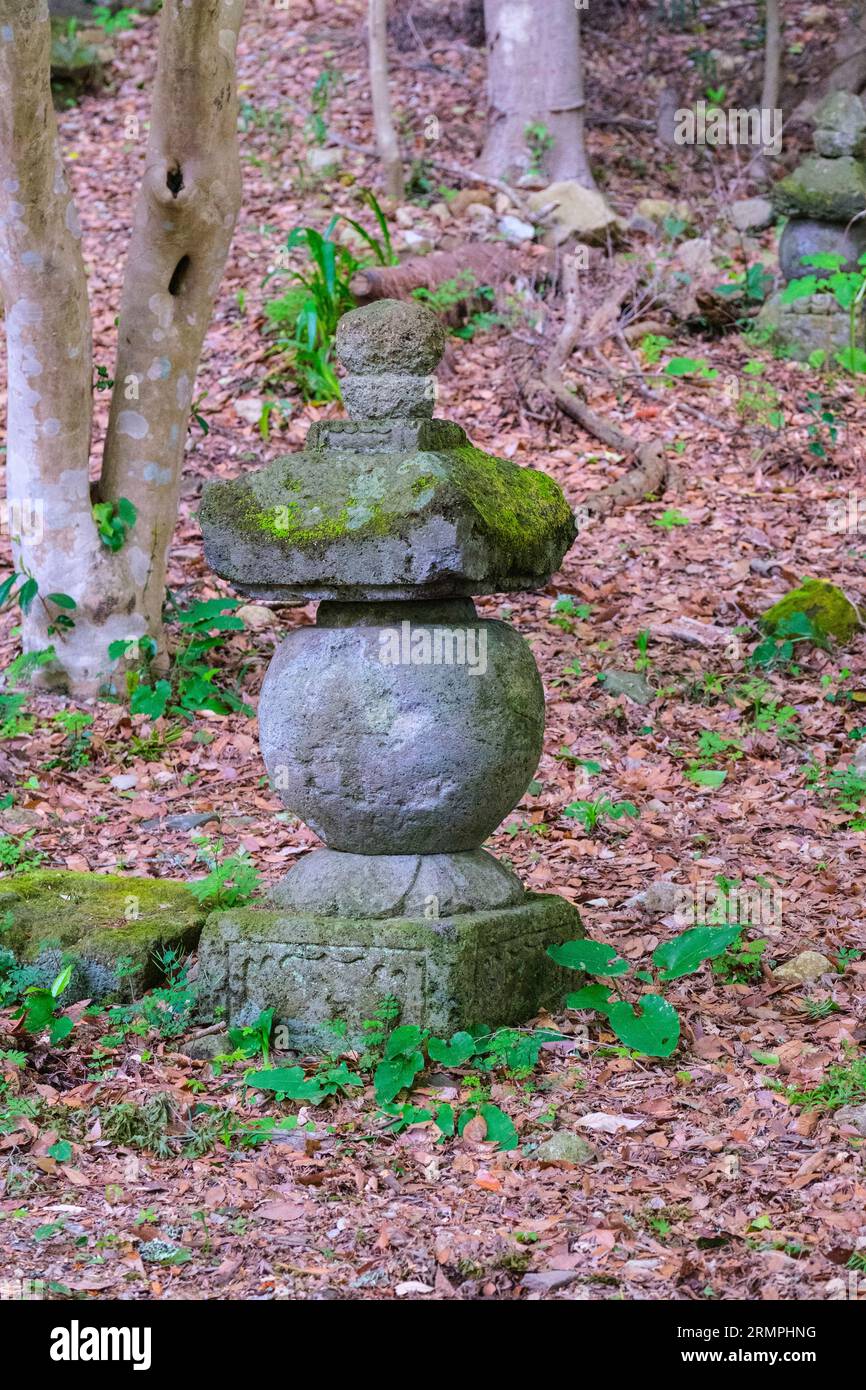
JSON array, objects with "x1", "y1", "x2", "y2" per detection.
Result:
[{"x1": 772, "y1": 950, "x2": 833, "y2": 984}]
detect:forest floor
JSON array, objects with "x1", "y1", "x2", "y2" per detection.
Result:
[{"x1": 0, "y1": 0, "x2": 864, "y2": 1302}]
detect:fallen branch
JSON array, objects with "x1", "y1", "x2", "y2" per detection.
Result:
[{"x1": 350, "y1": 242, "x2": 553, "y2": 303}]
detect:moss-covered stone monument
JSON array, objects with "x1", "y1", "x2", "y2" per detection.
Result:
[{"x1": 197, "y1": 299, "x2": 583, "y2": 1044}]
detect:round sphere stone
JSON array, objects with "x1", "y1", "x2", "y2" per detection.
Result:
[
  {"x1": 337, "y1": 298, "x2": 447, "y2": 376},
  {"x1": 258, "y1": 614, "x2": 545, "y2": 854}
]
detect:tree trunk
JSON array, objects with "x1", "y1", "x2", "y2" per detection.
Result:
[
  {"x1": 101, "y1": 0, "x2": 245, "y2": 643},
  {"x1": 0, "y1": 0, "x2": 131, "y2": 696},
  {"x1": 761, "y1": 0, "x2": 782, "y2": 116},
  {"x1": 369, "y1": 0, "x2": 404, "y2": 201},
  {"x1": 480, "y1": 0, "x2": 594, "y2": 186},
  {"x1": 0, "y1": 0, "x2": 245, "y2": 696}
]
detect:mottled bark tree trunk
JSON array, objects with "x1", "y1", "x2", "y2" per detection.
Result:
[
  {"x1": 369, "y1": 0, "x2": 404, "y2": 201},
  {"x1": 0, "y1": 0, "x2": 244, "y2": 696},
  {"x1": 480, "y1": 0, "x2": 594, "y2": 186}
]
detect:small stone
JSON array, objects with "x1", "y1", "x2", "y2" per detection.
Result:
[
  {"x1": 306, "y1": 145, "x2": 343, "y2": 174},
  {"x1": 835, "y1": 1103, "x2": 866, "y2": 1136},
  {"x1": 237, "y1": 603, "x2": 276, "y2": 630},
  {"x1": 178, "y1": 1032, "x2": 231, "y2": 1061},
  {"x1": 401, "y1": 228, "x2": 435, "y2": 254},
  {"x1": 498, "y1": 214, "x2": 536, "y2": 243},
  {"x1": 812, "y1": 91, "x2": 866, "y2": 159},
  {"x1": 728, "y1": 196, "x2": 774, "y2": 233},
  {"x1": 635, "y1": 197, "x2": 689, "y2": 223},
  {"x1": 234, "y1": 397, "x2": 263, "y2": 426},
  {"x1": 772, "y1": 950, "x2": 833, "y2": 984},
  {"x1": 528, "y1": 180, "x2": 621, "y2": 245},
  {"x1": 110, "y1": 774, "x2": 137, "y2": 790},
  {"x1": 534, "y1": 1132, "x2": 596, "y2": 1166},
  {"x1": 450, "y1": 187, "x2": 495, "y2": 215},
  {"x1": 521, "y1": 1269, "x2": 580, "y2": 1293},
  {"x1": 598, "y1": 669, "x2": 654, "y2": 705},
  {"x1": 336, "y1": 299, "x2": 446, "y2": 376},
  {"x1": 465, "y1": 202, "x2": 497, "y2": 229},
  {"x1": 627, "y1": 879, "x2": 680, "y2": 915}
]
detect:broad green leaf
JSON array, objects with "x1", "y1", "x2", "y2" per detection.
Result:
[
  {"x1": 435, "y1": 1102, "x2": 455, "y2": 1137},
  {"x1": 566, "y1": 984, "x2": 613, "y2": 1014},
  {"x1": 374, "y1": 1051, "x2": 424, "y2": 1104},
  {"x1": 427, "y1": 1031, "x2": 476, "y2": 1066},
  {"x1": 652, "y1": 925, "x2": 741, "y2": 981},
  {"x1": 458, "y1": 1103, "x2": 518, "y2": 1151},
  {"x1": 385, "y1": 1024, "x2": 425, "y2": 1059},
  {"x1": 49, "y1": 1015, "x2": 74, "y2": 1047},
  {"x1": 780, "y1": 275, "x2": 819, "y2": 304},
  {"x1": 21, "y1": 990, "x2": 55, "y2": 1033},
  {"x1": 130, "y1": 680, "x2": 171, "y2": 719},
  {"x1": 51, "y1": 964, "x2": 74, "y2": 999},
  {"x1": 687, "y1": 768, "x2": 727, "y2": 788},
  {"x1": 47, "y1": 1139, "x2": 73, "y2": 1162},
  {"x1": 836, "y1": 346, "x2": 866, "y2": 374},
  {"x1": 247, "y1": 1066, "x2": 328, "y2": 1102},
  {"x1": 45, "y1": 593, "x2": 76, "y2": 610},
  {"x1": 548, "y1": 939, "x2": 630, "y2": 976},
  {"x1": 801, "y1": 253, "x2": 846, "y2": 271},
  {"x1": 17, "y1": 577, "x2": 39, "y2": 614},
  {"x1": 608, "y1": 995, "x2": 681, "y2": 1057}
]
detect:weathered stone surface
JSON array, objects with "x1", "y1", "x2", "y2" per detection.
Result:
[
  {"x1": 0, "y1": 870, "x2": 205, "y2": 994},
  {"x1": 757, "y1": 290, "x2": 864, "y2": 359},
  {"x1": 337, "y1": 299, "x2": 446, "y2": 376},
  {"x1": 835, "y1": 1103, "x2": 866, "y2": 1135},
  {"x1": 813, "y1": 91, "x2": 866, "y2": 158},
  {"x1": 728, "y1": 196, "x2": 774, "y2": 233},
  {"x1": 258, "y1": 605, "x2": 545, "y2": 854},
  {"x1": 772, "y1": 950, "x2": 833, "y2": 984},
  {"x1": 534, "y1": 1132, "x2": 596, "y2": 1166},
  {"x1": 760, "y1": 579, "x2": 860, "y2": 644},
  {"x1": 772, "y1": 155, "x2": 866, "y2": 221},
  {"x1": 598, "y1": 669, "x2": 654, "y2": 705},
  {"x1": 271, "y1": 848, "x2": 526, "y2": 917},
  {"x1": 341, "y1": 371, "x2": 434, "y2": 420},
  {"x1": 196, "y1": 894, "x2": 583, "y2": 1042},
  {"x1": 200, "y1": 433, "x2": 576, "y2": 602},
  {"x1": 779, "y1": 216, "x2": 866, "y2": 280}
]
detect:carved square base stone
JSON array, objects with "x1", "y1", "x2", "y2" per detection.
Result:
[{"x1": 197, "y1": 895, "x2": 584, "y2": 1047}]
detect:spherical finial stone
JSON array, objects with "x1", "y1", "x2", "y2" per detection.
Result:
[{"x1": 336, "y1": 299, "x2": 447, "y2": 376}]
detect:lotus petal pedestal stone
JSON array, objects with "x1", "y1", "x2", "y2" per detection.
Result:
[{"x1": 197, "y1": 299, "x2": 583, "y2": 1043}]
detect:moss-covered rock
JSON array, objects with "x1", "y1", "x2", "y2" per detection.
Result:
[
  {"x1": 0, "y1": 870, "x2": 206, "y2": 998},
  {"x1": 760, "y1": 579, "x2": 860, "y2": 645},
  {"x1": 772, "y1": 155, "x2": 866, "y2": 222}
]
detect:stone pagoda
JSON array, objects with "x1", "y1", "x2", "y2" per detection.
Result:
[
  {"x1": 759, "y1": 91, "x2": 866, "y2": 359},
  {"x1": 197, "y1": 298, "x2": 583, "y2": 1045}
]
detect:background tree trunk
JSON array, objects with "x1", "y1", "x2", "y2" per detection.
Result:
[
  {"x1": 0, "y1": 0, "x2": 244, "y2": 696},
  {"x1": 761, "y1": 0, "x2": 782, "y2": 116},
  {"x1": 369, "y1": 0, "x2": 405, "y2": 201},
  {"x1": 480, "y1": 0, "x2": 593, "y2": 186}
]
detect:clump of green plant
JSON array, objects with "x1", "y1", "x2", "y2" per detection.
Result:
[
  {"x1": 304, "y1": 67, "x2": 344, "y2": 146},
  {"x1": 413, "y1": 273, "x2": 500, "y2": 339},
  {"x1": 245, "y1": 1007, "x2": 563, "y2": 1151},
  {"x1": 44, "y1": 710, "x2": 93, "y2": 771},
  {"x1": 92, "y1": 497, "x2": 137, "y2": 552},
  {"x1": 780, "y1": 1048, "x2": 866, "y2": 1114},
  {"x1": 779, "y1": 253, "x2": 866, "y2": 374},
  {"x1": 107, "y1": 947, "x2": 197, "y2": 1040},
  {"x1": 16, "y1": 962, "x2": 75, "y2": 1047},
  {"x1": 712, "y1": 933, "x2": 769, "y2": 983},
  {"x1": 0, "y1": 831, "x2": 44, "y2": 875},
  {"x1": 91, "y1": 6, "x2": 138, "y2": 34},
  {"x1": 263, "y1": 190, "x2": 395, "y2": 402},
  {"x1": 0, "y1": 693, "x2": 35, "y2": 741},
  {"x1": 111, "y1": 596, "x2": 253, "y2": 720},
  {"x1": 548, "y1": 595, "x2": 592, "y2": 634},
  {"x1": 562, "y1": 796, "x2": 639, "y2": 833},
  {"x1": 524, "y1": 121, "x2": 553, "y2": 180},
  {"x1": 550, "y1": 924, "x2": 741, "y2": 1057},
  {"x1": 212, "y1": 1008, "x2": 275, "y2": 1076},
  {"x1": 190, "y1": 837, "x2": 260, "y2": 908}
]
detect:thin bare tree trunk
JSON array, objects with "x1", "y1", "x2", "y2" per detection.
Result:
[
  {"x1": 761, "y1": 0, "x2": 782, "y2": 116},
  {"x1": 481, "y1": 0, "x2": 592, "y2": 185},
  {"x1": 369, "y1": 0, "x2": 405, "y2": 201},
  {"x1": 101, "y1": 0, "x2": 245, "y2": 642}
]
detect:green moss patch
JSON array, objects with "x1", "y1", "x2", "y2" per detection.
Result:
[
  {"x1": 760, "y1": 579, "x2": 860, "y2": 646},
  {"x1": 0, "y1": 870, "x2": 206, "y2": 998}
]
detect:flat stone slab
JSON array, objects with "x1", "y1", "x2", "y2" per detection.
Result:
[
  {"x1": 197, "y1": 895, "x2": 584, "y2": 1046},
  {"x1": 199, "y1": 423, "x2": 576, "y2": 602},
  {"x1": 0, "y1": 870, "x2": 206, "y2": 999}
]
